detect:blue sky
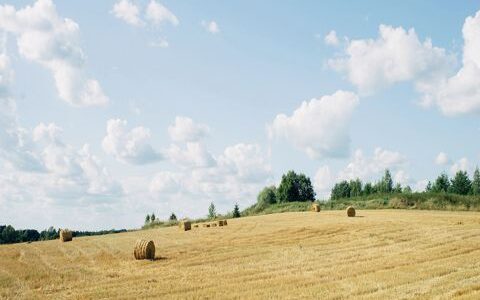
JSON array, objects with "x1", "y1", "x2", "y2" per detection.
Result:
[{"x1": 1, "y1": 0, "x2": 479, "y2": 230}]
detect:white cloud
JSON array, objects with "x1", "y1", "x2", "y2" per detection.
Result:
[
  {"x1": 145, "y1": 0, "x2": 179, "y2": 27},
  {"x1": 328, "y1": 25, "x2": 453, "y2": 96},
  {"x1": 450, "y1": 157, "x2": 470, "y2": 174},
  {"x1": 324, "y1": 30, "x2": 339, "y2": 46},
  {"x1": 168, "y1": 116, "x2": 210, "y2": 143},
  {"x1": 112, "y1": 0, "x2": 143, "y2": 27},
  {"x1": 149, "y1": 142, "x2": 272, "y2": 217},
  {"x1": 394, "y1": 170, "x2": 410, "y2": 186},
  {"x1": 419, "y1": 10, "x2": 480, "y2": 115},
  {"x1": 0, "y1": 0, "x2": 109, "y2": 107},
  {"x1": 435, "y1": 152, "x2": 450, "y2": 165},
  {"x1": 269, "y1": 90, "x2": 359, "y2": 159},
  {"x1": 338, "y1": 147, "x2": 407, "y2": 181},
  {"x1": 201, "y1": 20, "x2": 220, "y2": 34},
  {"x1": 149, "y1": 37, "x2": 169, "y2": 48},
  {"x1": 102, "y1": 119, "x2": 162, "y2": 165},
  {"x1": 167, "y1": 142, "x2": 215, "y2": 168},
  {"x1": 314, "y1": 165, "x2": 334, "y2": 199}
]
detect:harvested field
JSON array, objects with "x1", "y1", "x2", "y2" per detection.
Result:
[{"x1": 1, "y1": 210, "x2": 480, "y2": 299}]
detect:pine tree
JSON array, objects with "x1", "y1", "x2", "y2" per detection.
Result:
[
  {"x1": 208, "y1": 202, "x2": 216, "y2": 219},
  {"x1": 380, "y1": 169, "x2": 393, "y2": 193},
  {"x1": 472, "y1": 167, "x2": 480, "y2": 195},
  {"x1": 145, "y1": 214, "x2": 150, "y2": 224},
  {"x1": 233, "y1": 203, "x2": 241, "y2": 218},
  {"x1": 450, "y1": 171, "x2": 472, "y2": 195},
  {"x1": 169, "y1": 213, "x2": 177, "y2": 221},
  {"x1": 151, "y1": 213, "x2": 156, "y2": 222},
  {"x1": 433, "y1": 173, "x2": 450, "y2": 193}
]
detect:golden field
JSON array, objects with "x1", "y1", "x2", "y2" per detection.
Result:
[{"x1": 1, "y1": 210, "x2": 480, "y2": 299}]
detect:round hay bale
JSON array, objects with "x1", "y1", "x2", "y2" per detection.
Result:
[
  {"x1": 311, "y1": 203, "x2": 320, "y2": 212},
  {"x1": 217, "y1": 220, "x2": 224, "y2": 226},
  {"x1": 223, "y1": 219, "x2": 228, "y2": 226},
  {"x1": 134, "y1": 239, "x2": 155, "y2": 260},
  {"x1": 346, "y1": 206, "x2": 356, "y2": 217},
  {"x1": 59, "y1": 229, "x2": 72, "y2": 242},
  {"x1": 193, "y1": 224, "x2": 199, "y2": 228},
  {"x1": 211, "y1": 223, "x2": 217, "y2": 227}
]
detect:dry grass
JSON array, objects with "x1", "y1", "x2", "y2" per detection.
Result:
[{"x1": 1, "y1": 210, "x2": 480, "y2": 299}]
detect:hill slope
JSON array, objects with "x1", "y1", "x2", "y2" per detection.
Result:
[{"x1": 1, "y1": 210, "x2": 480, "y2": 299}]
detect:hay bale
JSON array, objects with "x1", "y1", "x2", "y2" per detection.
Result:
[
  {"x1": 59, "y1": 229, "x2": 72, "y2": 242},
  {"x1": 223, "y1": 219, "x2": 228, "y2": 226},
  {"x1": 311, "y1": 203, "x2": 320, "y2": 212},
  {"x1": 211, "y1": 223, "x2": 217, "y2": 227},
  {"x1": 203, "y1": 223, "x2": 210, "y2": 228},
  {"x1": 193, "y1": 224, "x2": 199, "y2": 228},
  {"x1": 346, "y1": 206, "x2": 356, "y2": 217},
  {"x1": 179, "y1": 220, "x2": 191, "y2": 231},
  {"x1": 133, "y1": 239, "x2": 155, "y2": 260},
  {"x1": 217, "y1": 220, "x2": 224, "y2": 226}
]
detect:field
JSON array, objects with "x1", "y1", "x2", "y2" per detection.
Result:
[{"x1": 1, "y1": 210, "x2": 480, "y2": 299}]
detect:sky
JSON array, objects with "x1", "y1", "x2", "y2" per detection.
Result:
[{"x1": 1, "y1": 0, "x2": 480, "y2": 230}]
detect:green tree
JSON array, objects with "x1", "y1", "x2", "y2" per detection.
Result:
[
  {"x1": 472, "y1": 167, "x2": 480, "y2": 195},
  {"x1": 276, "y1": 171, "x2": 300, "y2": 203},
  {"x1": 208, "y1": 202, "x2": 217, "y2": 219},
  {"x1": 297, "y1": 174, "x2": 316, "y2": 201},
  {"x1": 433, "y1": 173, "x2": 450, "y2": 193},
  {"x1": 169, "y1": 213, "x2": 177, "y2": 221},
  {"x1": 393, "y1": 183, "x2": 402, "y2": 193},
  {"x1": 363, "y1": 182, "x2": 374, "y2": 196},
  {"x1": 330, "y1": 180, "x2": 350, "y2": 200},
  {"x1": 276, "y1": 171, "x2": 316, "y2": 202},
  {"x1": 379, "y1": 169, "x2": 393, "y2": 193},
  {"x1": 1, "y1": 225, "x2": 17, "y2": 244},
  {"x1": 145, "y1": 214, "x2": 150, "y2": 224},
  {"x1": 349, "y1": 178, "x2": 363, "y2": 197},
  {"x1": 151, "y1": 213, "x2": 156, "y2": 222},
  {"x1": 233, "y1": 203, "x2": 241, "y2": 218},
  {"x1": 256, "y1": 186, "x2": 277, "y2": 208},
  {"x1": 450, "y1": 171, "x2": 472, "y2": 195},
  {"x1": 425, "y1": 181, "x2": 433, "y2": 192},
  {"x1": 402, "y1": 185, "x2": 412, "y2": 193}
]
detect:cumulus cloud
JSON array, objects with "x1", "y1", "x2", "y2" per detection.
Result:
[
  {"x1": 269, "y1": 90, "x2": 359, "y2": 159},
  {"x1": 314, "y1": 165, "x2": 334, "y2": 199},
  {"x1": 150, "y1": 142, "x2": 272, "y2": 217},
  {"x1": 146, "y1": 0, "x2": 179, "y2": 26},
  {"x1": 201, "y1": 20, "x2": 220, "y2": 34},
  {"x1": 168, "y1": 116, "x2": 210, "y2": 143},
  {"x1": 102, "y1": 119, "x2": 162, "y2": 165},
  {"x1": 328, "y1": 24, "x2": 453, "y2": 96},
  {"x1": 450, "y1": 157, "x2": 470, "y2": 174},
  {"x1": 112, "y1": 0, "x2": 178, "y2": 28},
  {"x1": 0, "y1": 0, "x2": 108, "y2": 107},
  {"x1": 419, "y1": 10, "x2": 480, "y2": 115},
  {"x1": 435, "y1": 152, "x2": 450, "y2": 165},
  {"x1": 167, "y1": 142, "x2": 215, "y2": 168},
  {"x1": 112, "y1": 0, "x2": 143, "y2": 27},
  {"x1": 338, "y1": 147, "x2": 407, "y2": 181},
  {"x1": 324, "y1": 30, "x2": 339, "y2": 46}
]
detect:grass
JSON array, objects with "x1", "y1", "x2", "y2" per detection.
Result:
[{"x1": 1, "y1": 210, "x2": 480, "y2": 299}]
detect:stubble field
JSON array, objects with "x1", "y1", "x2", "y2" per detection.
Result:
[{"x1": 1, "y1": 210, "x2": 480, "y2": 299}]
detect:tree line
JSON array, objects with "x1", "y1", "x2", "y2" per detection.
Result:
[
  {"x1": 331, "y1": 168, "x2": 480, "y2": 200},
  {"x1": 256, "y1": 170, "x2": 316, "y2": 207},
  {"x1": 0, "y1": 225, "x2": 126, "y2": 245}
]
